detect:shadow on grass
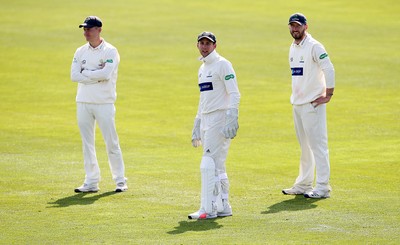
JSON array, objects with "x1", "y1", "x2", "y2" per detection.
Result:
[
  {"x1": 261, "y1": 195, "x2": 324, "y2": 214},
  {"x1": 47, "y1": 191, "x2": 117, "y2": 208},
  {"x1": 167, "y1": 218, "x2": 224, "y2": 235}
]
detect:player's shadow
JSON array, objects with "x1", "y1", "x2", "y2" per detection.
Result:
[
  {"x1": 47, "y1": 191, "x2": 117, "y2": 208},
  {"x1": 261, "y1": 195, "x2": 323, "y2": 214},
  {"x1": 167, "y1": 219, "x2": 224, "y2": 235}
]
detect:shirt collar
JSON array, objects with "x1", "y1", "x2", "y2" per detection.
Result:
[
  {"x1": 88, "y1": 39, "x2": 105, "y2": 50},
  {"x1": 199, "y1": 50, "x2": 219, "y2": 64},
  {"x1": 293, "y1": 34, "x2": 309, "y2": 47}
]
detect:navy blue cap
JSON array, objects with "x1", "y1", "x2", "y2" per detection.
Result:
[
  {"x1": 79, "y1": 16, "x2": 102, "y2": 28},
  {"x1": 288, "y1": 13, "x2": 307, "y2": 25},
  {"x1": 197, "y1": 31, "x2": 217, "y2": 43}
]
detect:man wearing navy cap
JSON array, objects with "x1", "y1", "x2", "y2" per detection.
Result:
[
  {"x1": 71, "y1": 16, "x2": 128, "y2": 193},
  {"x1": 188, "y1": 31, "x2": 241, "y2": 219},
  {"x1": 282, "y1": 13, "x2": 335, "y2": 198}
]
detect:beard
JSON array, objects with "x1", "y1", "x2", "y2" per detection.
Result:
[{"x1": 290, "y1": 29, "x2": 306, "y2": 42}]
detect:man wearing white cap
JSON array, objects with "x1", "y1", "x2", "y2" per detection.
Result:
[
  {"x1": 188, "y1": 31, "x2": 241, "y2": 219},
  {"x1": 283, "y1": 13, "x2": 335, "y2": 198},
  {"x1": 70, "y1": 16, "x2": 128, "y2": 193}
]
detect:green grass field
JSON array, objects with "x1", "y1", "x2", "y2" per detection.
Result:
[{"x1": 1, "y1": 0, "x2": 399, "y2": 244}]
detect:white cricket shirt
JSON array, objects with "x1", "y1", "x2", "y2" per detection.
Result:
[
  {"x1": 71, "y1": 39, "x2": 120, "y2": 104},
  {"x1": 289, "y1": 34, "x2": 335, "y2": 105},
  {"x1": 196, "y1": 50, "x2": 240, "y2": 115}
]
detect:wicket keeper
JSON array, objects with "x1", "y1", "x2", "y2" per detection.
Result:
[{"x1": 189, "y1": 32, "x2": 241, "y2": 219}]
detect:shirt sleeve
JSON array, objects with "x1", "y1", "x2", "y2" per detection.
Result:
[
  {"x1": 220, "y1": 61, "x2": 241, "y2": 109},
  {"x1": 70, "y1": 49, "x2": 98, "y2": 85},
  {"x1": 81, "y1": 49, "x2": 120, "y2": 81},
  {"x1": 312, "y1": 43, "x2": 335, "y2": 88}
]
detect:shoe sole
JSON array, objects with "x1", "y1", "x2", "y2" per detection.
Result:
[
  {"x1": 115, "y1": 188, "x2": 127, "y2": 193},
  {"x1": 304, "y1": 193, "x2": 330, "y2": 198},
  {"x1": 74, "y1": 189, "x2": 99, "y2": 193},
  {"x1": 188, "y1": 214, "x2": 217, "y2": 219},
  {"x1": 282, "y1": 190, "x2": 304, "y2": 195},
  {"x1": 217, "y1": 213, "x2": 232, "y2": 217}
]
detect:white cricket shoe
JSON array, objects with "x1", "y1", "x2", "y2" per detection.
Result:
[
  {"x1": 188, "y1": 210, "x2": 217, "y2": 219},
  {"x1": 115, "y1": 181, "x2": 128, "y2": 192},
  {"x1": 74, "y1": 183, "x2": 99, "y2": 193},
  {"x1": 282, "y1": 186, "x2": 312, "y2": 195},
  {"x1": 188, "y1": 202, "x2": 217, "y2": 220},
  {"x1": 217, "y1": 199, "x2": 232, "y2": 217},
  {"x1": 304, "y1": 190, "x2": 330, "y2": 199}
]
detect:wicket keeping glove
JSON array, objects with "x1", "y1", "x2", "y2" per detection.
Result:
[
  {"x1": 191, "y1": 118, "x2": 201, "y2": 147},
  {"x1": 222, "y1": 108, "x2": 239, "y2": 139}
]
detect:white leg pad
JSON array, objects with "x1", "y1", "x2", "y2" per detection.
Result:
[
  {"x1": 200, "y1": 156, "x2": 217, "y2": 214},
  {"x1": 219, "y1": 173, "x2": 230, "y2": 200}
]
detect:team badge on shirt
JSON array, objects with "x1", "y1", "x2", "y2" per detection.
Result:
[
  {"x1": 319, "y1": 53, "x2": 328, "y2": 59},
  {"x1": 225, "y1": 74, "x2": 235, "y2": 80}
]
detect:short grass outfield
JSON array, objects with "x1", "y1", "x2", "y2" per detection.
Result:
[{"x1": 0, "y1": 0, "x2": 399, "y2": 244}]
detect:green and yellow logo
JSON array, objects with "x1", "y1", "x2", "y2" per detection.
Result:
[
  {"x1": 225, "y1": 74, "x2": 235, "y2": 80},
  {"x1": 319, "y1": 53, "x2": 328, "y2": 59}
]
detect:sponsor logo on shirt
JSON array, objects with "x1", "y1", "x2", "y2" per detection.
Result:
[
  {"x1": 319, "y1": 53, "x2": 328, "y2": 59},
  {"x1": 199, "y1": 82, "x2": 213, "y2": 92},
  {"x1": 291, "y1": 67, "x2": 303, "y2": 76},
  {"x1": 106, "y1": 59, "x2": 113, "y2": 63},
  {"x1": 225, "y1": 74, "x2": 235, "y2": 80}
]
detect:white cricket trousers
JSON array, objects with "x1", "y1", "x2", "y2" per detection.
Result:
[
  {"x1": 292, "y1": 103, "x2": 330, "y2": 192},
  {"x1": 77, "y1": 103, "x2": 125, "y2": 185},
  {"x1": 200, "y1": 110, "x2": 231, "y2": 199}
]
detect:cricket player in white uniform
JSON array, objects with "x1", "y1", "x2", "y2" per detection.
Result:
[
  {"x1": 70, "y1": 16, "x2": 128, "y2": 193},
  {"x1": 188, "y1": 32, "x2": 241, "y2": 219},
  {"x1": 282, "y1": 13, "x2": 335, "y2": 198}
]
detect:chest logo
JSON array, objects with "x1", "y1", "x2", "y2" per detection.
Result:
[
  {"x1": 291, "y1": 67, "x2": 303, "y2": 76},
  {"x1": 199, "y1": 82, "x2": 213, "y2": 92}
]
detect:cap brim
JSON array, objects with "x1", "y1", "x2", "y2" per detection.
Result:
[
  {"x1": 79, "y1": 24, "x2": 95, "y2": 28},
  {"x1": 197, "y1": 36, "x2": 216, "y2": 43},
  {"x1": 289, "y1": 21, "x2": 305, "y2": 25}
]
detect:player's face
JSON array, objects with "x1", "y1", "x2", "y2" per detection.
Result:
[
  {"x1": 197, "y1": 38, "x2": 216, "y2": 57},
  {"x1": 289, "y1": 23, "x2": 307, "y2": 41},
  {"x1": 83, "y1": 27, "x2": 101, "y2": 43}
]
